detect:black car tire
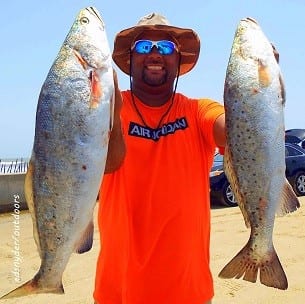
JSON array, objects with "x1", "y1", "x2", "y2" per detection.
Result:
[
  {"x1": 221, "y1": 180, "x2": 238, "y2": 207},
  {"x1": 293, "y1": 170, "x2": 305, "y2": 196}
]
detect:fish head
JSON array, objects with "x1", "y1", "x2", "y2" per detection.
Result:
[
  {"x1": 57, "y1": 7, "x2": 114, "y2": 110},
  {"x1": 226, "y1": 16, "x2": 285, "y2": 103},
  {"x1": 233, "y1": 17, "x2": 273, "y2": 62},
  {"x1": 66, "y1": 7, "x2": 111, "y2": 70}
]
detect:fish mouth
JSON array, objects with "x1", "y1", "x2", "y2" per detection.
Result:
[
  {"x1": 243, "y1": 17, "x2": 258, "y2": 24},
  {"x1": 85, "y1": 7, "x2": 105, "y2": 29}
]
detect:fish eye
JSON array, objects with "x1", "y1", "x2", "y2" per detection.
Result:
[{"x1": 80, "y1": 17, "x2": 90, "y2": 24}]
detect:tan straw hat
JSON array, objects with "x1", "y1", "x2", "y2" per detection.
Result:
[{"x1": 112, "y1": 13, "x2": 200, "y2": 76}]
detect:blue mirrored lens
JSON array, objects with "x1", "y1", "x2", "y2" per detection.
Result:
[
  {"x1": 133, "y1": 40, "x2": 176, "y2": 55},
  {"x1": 157, "y1": 40, "x2": 176, "y2": 55},
  {"x1": 134, "y1": 40, "x2": 153, "y2": 54}
]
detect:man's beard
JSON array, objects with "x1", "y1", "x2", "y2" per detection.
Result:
[{"x1": 142, "y1": 70, "x2": 167, "y2": 86}]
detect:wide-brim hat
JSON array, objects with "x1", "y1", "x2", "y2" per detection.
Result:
[{"x1": 112, "y1": 13, "x2": 200, "y2": 76}]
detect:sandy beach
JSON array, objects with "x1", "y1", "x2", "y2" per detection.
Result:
[{"x1": 0, "y1": 197, "x2": 304, "y2": 304}]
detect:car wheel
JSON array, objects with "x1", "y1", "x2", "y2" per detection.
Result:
[
  {"x1": 293, "y1": 171, "x2": 305, "y2": 196},
  {"x1": 221, "y1": 180, "x2": 238, "y2": 207}
]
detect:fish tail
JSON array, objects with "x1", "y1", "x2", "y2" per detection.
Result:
[
  {"x1": 218, "y1": 240, "x2": 288, "y2": 290},
  {"x1": 0, "y1": 277, "x2": 64, "y2": 299}
]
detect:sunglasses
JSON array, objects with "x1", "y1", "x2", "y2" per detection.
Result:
[{"x1": 131, "y1": 40, "x2": 178, "y2": 55}]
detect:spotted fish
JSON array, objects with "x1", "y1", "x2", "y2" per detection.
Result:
[
  {"x1": 1, "y1": 6, "x2": 113, "y2": 299},
  {"x1": 219, "y1": 17, "x2": 300, "y2": 290}
]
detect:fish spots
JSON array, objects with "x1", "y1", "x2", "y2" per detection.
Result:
[
  {"x1": 258, "y1": 59, "x2": 271, "y2": 87},
  {"x1": 259, "y1": 197, "x2": 267, "y2": 206},
  {"x1": 82, "y1": 165, "x2": 87, "y2": 170},
  {"x1": 43, "y1": 131, "x2": 50, "y2": 139},
  {"x1": 232, "y1": 100, "x2": 239, "y2": 111},
  {"x1": 251, "y1": 88, "x2": 259, "y2": 94},
  {"x1": 220, "y1": 17, "x2": 291, "y2": 290}
]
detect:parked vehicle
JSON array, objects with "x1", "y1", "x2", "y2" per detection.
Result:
[
  {"x1": 209, "y1": 153, "x2": 237, "y2": 207},
  {"x1": 285, "y1": 129, "x2": 305, "y2": 149},
  {"x1": 210, "y1": 143, "x2": 305, "y2": 207},
  {"x1": 285, "y1": 143, "x2": 305, "y2": 196}
]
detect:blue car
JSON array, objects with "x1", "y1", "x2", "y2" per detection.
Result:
[
  {"x1": 210, "y1": 143, "x2": 305, "y2": 207},
  {"x1": 285, "y1": 129, "x2": 305, "y2": 149},
  {"x1": 285, "y1": 143, "x2": 305, "y2": 196},
  {"x1": 209, "y1": 153, "x2": 237, "y2": 207}
]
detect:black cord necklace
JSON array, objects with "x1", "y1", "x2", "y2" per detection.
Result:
[
  {"x1": 130, "y1": 91, "x2": 176, "y2": 130},
  {"x1": 128, "y1": 51, "x2": 181, "y2": 130}
]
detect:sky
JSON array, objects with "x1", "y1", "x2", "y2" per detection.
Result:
[{"x1": 1, "y1": 0, "x2": 304, "y2": 158}]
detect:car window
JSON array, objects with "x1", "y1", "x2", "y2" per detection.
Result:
[
  {"x1": 214, "y1": 153, "x2": 223, "y2": 163},
  {"x1": 286, "y1": 145, "x2": 303, "y2": 156}
]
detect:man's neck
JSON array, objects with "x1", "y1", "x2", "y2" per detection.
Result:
[{"x1": 131, "y1": 86, "x2": 174, "y2": 107}]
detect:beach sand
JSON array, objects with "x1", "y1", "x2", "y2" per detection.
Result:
[{"x1": 0, "y1": 197, "x2": 304, "y2": 304}]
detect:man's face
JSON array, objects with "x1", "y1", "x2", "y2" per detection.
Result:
[{"x1": 130, "y1": 31, "x2": 180, "y2": 88}]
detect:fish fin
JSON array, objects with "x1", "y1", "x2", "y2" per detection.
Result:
[
  {"x1": 258, "y1": 59, "x2": 271, "y2": 87},
  {"x1": 0, "y1": 277, "x2": 64, "y2": 299},
  {"x1": 271, "y1": 43, "x2": 280, "y2": 63},
  {"x1": 218, "y1": 238, "x2": 288, "y2": 290},
  {"x1": 74, "y1": 220, "x2": 94, "y2": 254},
  {"x1": 224, "y1": 147, "x2": 251, "y2": 228},
  {"x1": 89, "y1": 70, "x2": 102, "y2": 109},
  {"x1": 24, "y1": 158, "x2": 42, "y2": 258},
  {"x1": 276, "y1": 179, "x2": 300, "y2": 216}
]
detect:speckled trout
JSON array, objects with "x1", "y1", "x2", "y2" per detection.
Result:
[
  {"x1": 1, "y1": 7, "x2": 113, "y2": 299},
  {"x1": 219, "y1": 17, "x2": 300, "y2": 290}
]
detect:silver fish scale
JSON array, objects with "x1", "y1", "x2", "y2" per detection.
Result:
[
  {"x1": 219, "y1": 18, "x2": 299, "y2": 291},
  {"x1": 224, "y1": 19, "x2": 285, "y2": 226},
  {"x1": 31, "y1": 7, "x2": 112, "y2": 266},
  {"x1": 0, "y1": 7, "x2": 114, "y2": 299}
]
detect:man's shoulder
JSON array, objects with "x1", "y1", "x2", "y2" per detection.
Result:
[{"x1": 175, "y1": 92, "x2": 219, "y2": 104}]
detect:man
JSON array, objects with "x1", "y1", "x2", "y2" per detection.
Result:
[{"x1": 94, "y1": 13, "x2": 226, "y2": 304}]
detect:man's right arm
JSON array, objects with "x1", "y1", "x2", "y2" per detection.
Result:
[{"x1": 104, "y1": 70, "x2": 126, "y2": 174}]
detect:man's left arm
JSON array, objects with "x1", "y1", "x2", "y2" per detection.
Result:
[
  {"x1": 213, "y1": 113, "x2": 226, "y2": 149},
  {"x1": 104, "y1": 69, "x2": 126, "y2": 173}
]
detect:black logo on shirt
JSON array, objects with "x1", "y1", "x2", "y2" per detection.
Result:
[{"x1": 128, "y1": 117, "x2": 188, "y2": 141}]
